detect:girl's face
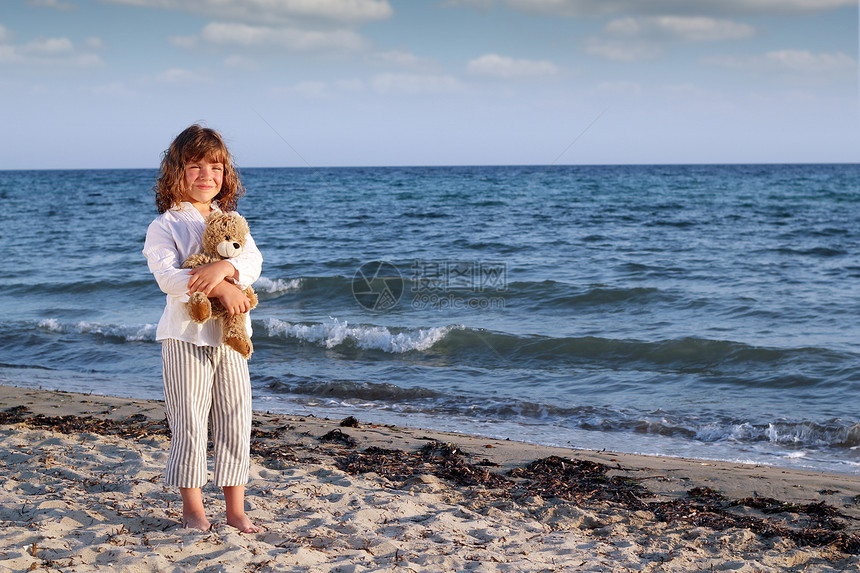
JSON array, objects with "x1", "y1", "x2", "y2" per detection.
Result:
[{"x1": 182, "y1": 157, "x2": 223, "y2": 210}]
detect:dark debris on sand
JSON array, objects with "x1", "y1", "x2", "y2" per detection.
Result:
[
  {"x1": 340, "y1": 441, "x2": 512, "y2": 490},
  {"x1": 3, "y1": 406, "x2": 859, "y2": 554},
  {"x1": 339, "y1": 445, "x2": 860, "y2": 554},
  {"x1": 319, "y1": 429, "x2": 358, "y2": 448},
  {"x1": 0, "y1": 405, "x2": 171, "y2": 441}
]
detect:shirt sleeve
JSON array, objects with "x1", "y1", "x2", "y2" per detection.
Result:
[
  {"x1": 227, "y1": 232, "x2": 263, "y2": 289},
  {"x1": 142, "y1": 219, "x2": 191, "y2": 297}
]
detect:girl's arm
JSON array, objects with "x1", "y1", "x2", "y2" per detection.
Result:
[
  {"x1": 209, "y1": 281, "x2": 252, "y2": 316},
  {"x1": 143, "y1": 220, "x2": 191, "y2": 296},
  {"x1": 187, "y1": 260, "x2": 237, "y2": 296}
]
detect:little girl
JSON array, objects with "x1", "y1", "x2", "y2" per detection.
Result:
[{"x1": 143, "y1": 124, "x2": 263, "y2": 533}]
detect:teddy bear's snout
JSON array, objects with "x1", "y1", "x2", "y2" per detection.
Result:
[{"x1": 216, "y1": 239, "x2": 244, "y2": 258}]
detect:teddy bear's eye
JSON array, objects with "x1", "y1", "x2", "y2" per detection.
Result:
[{"x1": 225, "y1": 236, "x2": 231, "y2": 240}]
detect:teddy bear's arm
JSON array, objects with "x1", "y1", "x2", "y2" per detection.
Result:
[{"x1": 182, "y1": 253, "x2": 218, "y2": 269}]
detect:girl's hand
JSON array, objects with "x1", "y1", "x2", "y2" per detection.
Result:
[
  {"x1": 187, "y1": 260, "x2": 237, "y2": 296},
  {"x1": 209, "y1": 282, "x2": 252, "y2": 316}
]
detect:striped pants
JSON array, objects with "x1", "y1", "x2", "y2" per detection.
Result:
[{"x1": 161, "y1": 339, "x2": 252, "y2": 488}]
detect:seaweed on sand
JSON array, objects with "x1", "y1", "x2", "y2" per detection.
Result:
[
  {"x1": 3, "y1": 406, "x2": 859, "y2": 554},
  {"x1": 341, "y1": 448, "x2": 860, "y2": 554},
  {"x1": 319, "y1": 429, "x2": 358, "y2": 448},
  {"x1": 508, "y1": 456, "x2": 860, "y2": 553},
  {"x1": 0, "y1": 406, "x2": 170, "y2": 440},
  {"x1": 509, "y1": 455, "x2": 647, "y2": 506},
  {"x1": 340, "y1": 440, "x2": 512, "y2": 490}
]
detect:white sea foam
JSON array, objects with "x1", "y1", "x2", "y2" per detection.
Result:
[
  {"x1": 262, "y1": 317, "x2": 455, "y2": 353},
  {"x1": 39, "y1": 319, "x2": 62, "y2": 332},
  {"x1": 38, "y1": 319, "x2": 156, "y2": 342},
  {"x1": 255, "y1": 276, "x2": 302, "y2": 294}
]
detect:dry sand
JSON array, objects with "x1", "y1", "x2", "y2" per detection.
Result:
[{"x1": 0, "y1": 384, "x2": 858, "y2": 572}]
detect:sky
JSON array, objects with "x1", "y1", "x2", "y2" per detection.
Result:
[{"x1": 1, "y1": 0, "x2": 858, "y2": 169}]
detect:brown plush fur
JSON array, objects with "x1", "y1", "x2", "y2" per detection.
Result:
[{"x1": 182, "y1": 212, "x2": 259, "y2": 359}]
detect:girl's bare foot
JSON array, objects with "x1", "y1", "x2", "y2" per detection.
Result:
[
  {"x1": 180, "y1": 488, "x2": 210, "y2": 531},
  {"x1": 226, "y1": 512, "x2": 260, "y2": 533},
  {"x1": 222, "y1": 485, "x2": 259, "y2": 533},
  {"x1": 182, "y1": 513, "x2": 212, "y2": 531}
]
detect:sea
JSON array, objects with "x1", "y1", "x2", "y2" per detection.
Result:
[{"x1": 2, "y1": 164, "x2": 859, "y2": 475}]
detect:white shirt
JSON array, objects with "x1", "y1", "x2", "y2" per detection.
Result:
[{"x1": 142, "y1": 202, "x2": 263, "y2": 347}]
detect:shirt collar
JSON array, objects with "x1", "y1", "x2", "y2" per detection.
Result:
[{"x1": 171, "y1": 202, "x2": 222, "y2": 220}]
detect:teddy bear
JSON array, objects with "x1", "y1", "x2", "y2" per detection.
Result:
[{"x1": 182, "y1": 211, "x2": 259, "y2": 359}]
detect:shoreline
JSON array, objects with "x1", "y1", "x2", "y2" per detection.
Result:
[{"x1": 1, "y1": 383, "x2": 859, "y2": 571}]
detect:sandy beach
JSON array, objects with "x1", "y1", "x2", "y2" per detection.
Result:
[{"x1": 1, "y1": 384, "x2": 858, "y2": 572}]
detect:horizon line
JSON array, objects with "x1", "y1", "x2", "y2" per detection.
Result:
[{"x1": 1, "y1": 160, "x2": 858, "y2": 172}]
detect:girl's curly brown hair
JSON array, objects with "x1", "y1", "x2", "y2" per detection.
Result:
[{"x1": 154, "y1": 124, "x2": 245, "y2": 214}]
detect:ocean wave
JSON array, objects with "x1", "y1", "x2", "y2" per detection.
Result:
[
  {"x1": 260, "y1": 377, "x2": 860, "y2": 452},
  {"x1": 504, "y1": 281, "x2": 671, "y2": 309},
  {"x1": 254, "y1": 276, "x2": 303, "y2": 295},
  {"x1": 753, "y1": 420, "x2": 860, "y2": 449},
  {"x1": 588, "y1": 413, "x2": 860, "y2": 451},
  {"x1": 256, "y1": 273, "x2": 681, "y2": 313},
  {"x1": 9, "y1": 278, "x2": 154, "y2": 296},
  {"x1": 261, "y1": 317, "x2": 458, "y2": 353},
  {"x1": 28, "y1": 314, "x2": 855, "y2": 382},
  {"x1": 769, "y1": 246, "x2": 848, "y2": 257},
  {"x1": 38, "y1": 319, "x2": 156, "y2": 342},
  {"x1": 433, "y1": 329, "x2": 854, "y2": 374},
  {"x1": 253, "y1": 275, "x2": 354, "y2": 304},
  {"x1": 266, "y1": 378, "x2": 443, "y2": 401}
]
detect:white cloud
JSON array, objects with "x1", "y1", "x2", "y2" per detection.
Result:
[
  {"x1": 585, "y1": 39, "x2": 660, "y2": 62},
  {"x1": 0, "y1": 32, "x2": 103, "y2": 66},
  {"x1": 442, "y1": 0, "x2": 495, "y2": 9},
  {"x1": 82, "y1": 37, "x2": 103, "y2": 49},
  {"x1": 709, "y1": 0, "x2": 854, "y2": 11},
  {"x1": 506, "y1": 0, "x2": 604, "y2": 16},
  {"x1": 371, "y1": 73, "x2": 463, "y2": 95},
  {"x1": 101, "y1": 0, "x2": 393, "y2": 24},
  {"x1": 703, "y1": 50, "x2": 858, "y2": 74},
  {"x1": 26, "y1": 0, "x2": 77, "y2": 10},
  {"x1": 174, "y1": 22, "x2": 368, "y2": 52},
  {"x1": 587, "y1": 16, "x2": 755, "y2": 62},
  {"x1": 505, "y1": 0, "x2": 854, "y2": 16},
  {"x1": 22, "y1": 37, "x2": 75, "y2": 56},
  {"x1": 466, "y1": 53, "x2": 559, "y2": 79},
  {"x1": 605, "y1": 16, "x2": 755, "y2": 42}
]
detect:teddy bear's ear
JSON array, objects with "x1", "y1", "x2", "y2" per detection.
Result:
[{"x1": 234, "y1": 215, "x2": 250, "y2": 237}]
